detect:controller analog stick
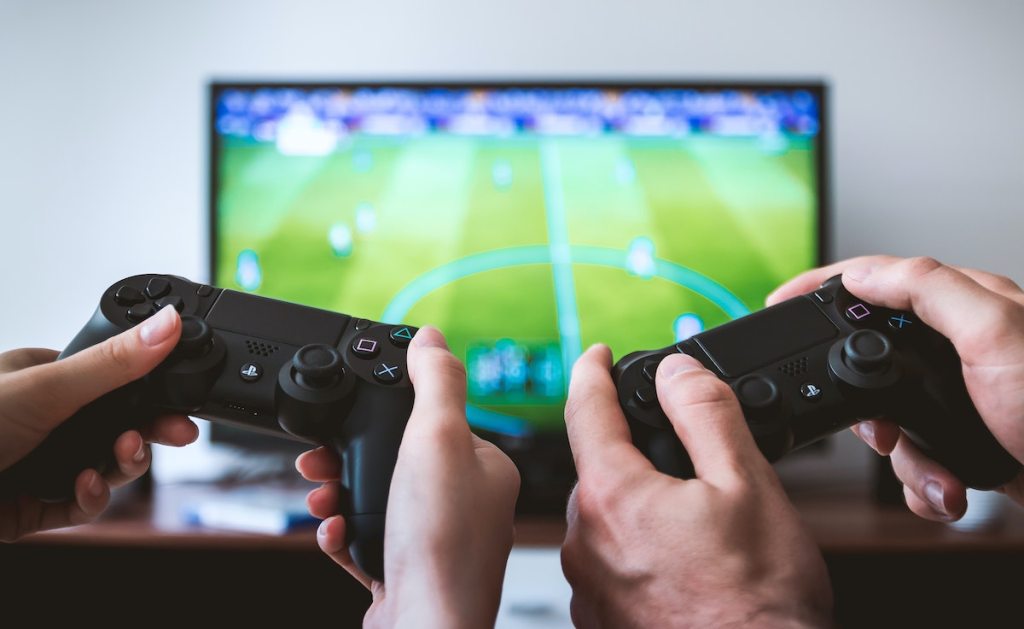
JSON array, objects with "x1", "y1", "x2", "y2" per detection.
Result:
[
  {"x1": 734, "y1": 374, "x2": 781, "y2": 420},
  {"x1": 293, "y1": 344, "x2": 344, "y2": 389},
  {"x1": 177, "y1": 315, "x2": 213, "y2": 358},
  {"x1": 843, "y1": 329, "x2": 892, "y2": 374}
]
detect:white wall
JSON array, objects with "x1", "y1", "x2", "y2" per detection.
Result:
[{"x1": 1, "y1": 0, "x2": 1022, "y2": 350}]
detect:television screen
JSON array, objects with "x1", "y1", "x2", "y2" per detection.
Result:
[{"x1": 209, "y1": 81, "x2": 826, "y2": 472}]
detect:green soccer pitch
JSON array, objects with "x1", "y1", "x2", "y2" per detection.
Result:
[{"x1": 215, "y1": 132, "x2": 818, "y2": 433}]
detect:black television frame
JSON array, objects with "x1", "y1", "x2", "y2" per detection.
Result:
[{"x1": 207, "y1": 79, "x2": 830, "y2": 511}]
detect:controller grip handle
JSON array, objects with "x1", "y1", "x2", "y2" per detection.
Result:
[
  {"x1": 893, "y1": 389, "x2": 1021, "y2": 490},
  {"x1": 0, "y1": 307, "x2": 147, "y2": 501},
  {"x1": 0, "y1": 385, "x2": 151, "y2": 501},
  {"x1": 334, "y1": 388, "x2": 415, "y2": 581}
]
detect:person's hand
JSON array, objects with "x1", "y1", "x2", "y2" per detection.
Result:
[
  {"x1": 296, "y1": 326, "x2": 520, "y2": 629},
  {"x1": 0, "y1": 306, "x2": 199, "y2": 541},
  {"x1": 768, "y1": 255, "x2": 1024, "y2": 521},
  {"x1": 561, "y1": 345, "x2": 832, "y2": 628}
]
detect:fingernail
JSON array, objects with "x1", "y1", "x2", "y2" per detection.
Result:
[
  {"x1": 317, "y1": 518, "x2": 329, "y2": 540},
  {"x1": 924, "y1": 481, "x2": 948, "y2": 515},
  {"x1": 139, "y1": 306, "x2": 178, "y2": 346},
  {"x1": 858, "y1": 422, "x2": 877, "y2": 450},
  {"x1": 132, "y1": 440, "x2": 146, "y2": 463},
  {"x1": 659, "y1": 353, "x2": 703, "y2": 378},
  {"x1": 88, "y1": 473, "x2": 104, "y2": 498},
  {"x1": 412, "y1": 326, "x2": 448, "y2": 350},
  {"x1": 844, "y1": 263, "x2": 877, "y2": 283}
]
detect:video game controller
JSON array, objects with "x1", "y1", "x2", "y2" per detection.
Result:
[
  {"x1": 613, "y1": 274, "x2": 1021, "y2": 489},
  {"x1": 0, "y1": 274, "x2": 418, "y2": 580}
]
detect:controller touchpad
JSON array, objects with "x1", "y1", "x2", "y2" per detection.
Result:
[{"x1": 695, "y1": 298, "x2": 837, "y2": 377}]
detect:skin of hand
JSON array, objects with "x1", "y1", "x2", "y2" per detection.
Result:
[
  {"x1": 0, "y1": 306, "x2": 199, "y2": 541},
  {"x1": 767, "y1": 255, "x2": 1024, "y2": 521},
  {"x1": 296, "y1": 326, "x2": 521, "y2": 629},
  {"x1": 561, "y1": 345, "x2": 833, "y2": 628}
]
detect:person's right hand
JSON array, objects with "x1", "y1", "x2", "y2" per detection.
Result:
[
  {"x1": 560, "y1": 345, "x2": 832, "y2": 627},
  {"x1": 295, "y1": 327, "x2": 520, "y2": 629},
  {"x1": 768, "y1": 255, "x2": 1024, "y2": 521}
]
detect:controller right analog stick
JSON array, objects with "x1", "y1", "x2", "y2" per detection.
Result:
[
  {"x1": 293, "y1": 344, "x2": 344, "y2": 389},
  {"x1": 843, "y1": 329, "x2": 892, "y2": 374}
]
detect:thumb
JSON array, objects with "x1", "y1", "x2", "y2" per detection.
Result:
[
  {"x1": 404, "y1": 326, "x2": 472, "y2": 443},
  {"x1": 5, "y1": 306, "x2": 181, "y2": 432},
  {"x1": 655, "y1": 353, "x2": 765, "y2": 484}
]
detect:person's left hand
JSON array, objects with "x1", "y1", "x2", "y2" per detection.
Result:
[
  {"x1": 561, "y1": 345, "x2": 833, "y2": 628},
  {"x1": 0, "y1": 306, "x2": 199, "y2": 541}
]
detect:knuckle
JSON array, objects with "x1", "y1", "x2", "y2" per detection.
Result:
[
  {"x1": 98, "y1": 336, "x2": 137, "y2": 376},
  {"x1": 573, "y1": 479, "x2": 614, "y2": 523},
  {"x1": 669, "y1": 371, "x2": 736, "y2": 408},
  {"x1": 991, "y1": 273, "x2": 1022, "y2": 294},
  {"x1": 902, "y1": 256, "x2": 946, "y2": 281}
]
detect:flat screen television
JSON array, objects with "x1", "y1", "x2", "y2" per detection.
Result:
[{"x1": 208, "y1": 80, "x2": 828, "y2": 509}]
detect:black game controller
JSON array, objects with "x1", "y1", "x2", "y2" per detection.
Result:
[
  {"x1": 613, "y1": 274, "x2": 1021, "y2": 489},
  {"x1": 0, "y1": 274, "x2": 418, "y2": 580}
]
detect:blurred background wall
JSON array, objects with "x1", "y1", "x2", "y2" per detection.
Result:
[{"x1": 1, "y1": 0, "x2": 1022, "y2": 350}]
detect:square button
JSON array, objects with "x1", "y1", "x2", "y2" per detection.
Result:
[
  {"x1": 846, "y1": 303, "x2": 871, "y2": 321},
  {"x1": 352, "y1": 337, "x2": 380, "y2": 358}
]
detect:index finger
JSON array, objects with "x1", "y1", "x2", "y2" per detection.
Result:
[
  {"x1": 765, "y1": 255, "x2": 899, "y2": 306},
  {"x1": 843, "y1": 257, "x2": 1024, "y2": 358},
  {"x1": 563, "y1": 344, "x2": 654, "y2": 479}
]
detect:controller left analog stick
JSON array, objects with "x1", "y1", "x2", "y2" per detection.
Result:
[{"x1": 177, "y1": 315, "x2": 213, "y2": 358}]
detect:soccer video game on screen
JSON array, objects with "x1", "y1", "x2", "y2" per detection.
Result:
[{"x1": 211, "y1": 83, "x2": 823, "y2": 438}]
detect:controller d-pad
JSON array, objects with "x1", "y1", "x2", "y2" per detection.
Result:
[
  {"x1": 641, "y1": 358, "x2": 661, "y2": 383},
  {"x1": 114, "y1": 285, "x2": 145, "y2": 306},
  {"x1": 155, "y1": 295, "x2": 184, "y2": 312},
  {"x1": 126, "y1": 302, "x2": 155, "y2": 322},
  {"x1": 634, "y1": 385, "x2": 658, "y2": 408},
  {"x1": 146, "y1": 277, "x2": 171, "y2": 299},
  {"x1": 373, "y1": 362, "x2": 403, "y2": 384}
]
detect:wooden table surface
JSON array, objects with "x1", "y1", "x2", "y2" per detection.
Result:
[{"x1": 19, "y1": 481, "x2": 1024, "y2": 554}]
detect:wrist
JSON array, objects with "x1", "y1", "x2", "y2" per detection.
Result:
[
  {"x1": 369, "y1": 564, "x2": 506, "y2": 629},
  {"x1": 739, "y1": 600, "x2": 834, "y2": 629}
]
